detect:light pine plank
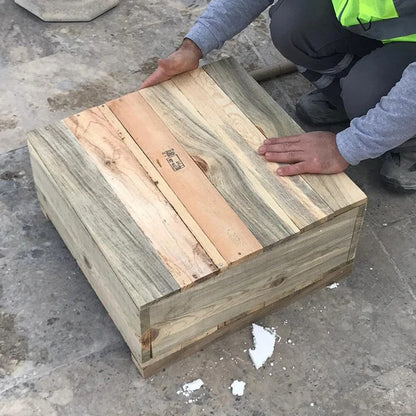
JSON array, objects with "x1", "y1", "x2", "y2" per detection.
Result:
[
  {"x1": 140, "y1": 81, "x2": 299, "y2": 246},
  {"x1": 29, "y1": 147, "x2": 144, "y2": 360},
  {"x1": 64, "y1": 106, "x2": 218, "y2": 288},
  {"x1": 88, "y1": 105, "x2": 227, "y2": 272},
  {"x1": 148, "y1": 207, "x2": 358, "y2": 358},
  {"x1": 203, "y1": 58, "x2": 367, "y2": 212},
  {"x1": 27, "y1": 122, "x2": 179, "y2": 307},
  {"x1": 171, "y1": 69, "x2": 333, "y2": 230},
  {"x1": 92, "y1": 105, "x2": 228, "y2": 270},
  {"x1": 107, "y1": 93, "x2": 262, "y2": 265}
]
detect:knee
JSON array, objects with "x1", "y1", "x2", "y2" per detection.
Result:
[
  {"x1": 270, "y1": 0, "x2": 305, "y2": 60},
  {"x1": 340, "y1": 65, "x2": 388, "y2": 119},
  {"x1": 269, "y1": 0, "x2": 322, "y2": 62}
]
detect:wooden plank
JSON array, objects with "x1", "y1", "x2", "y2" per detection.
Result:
[
  {"x1": 28, "y1": 122, "x2": 179, "y2": 308},
  {"x1": 148, "y1": 208, "x2": 358, "y2": 358},
  {"x1": 140, "y1": 81, "x2": 299, "y2": 246},
  {"x1": 107, "y1": 93, "x2": 262, "y2": 265},
  {"x1": 134, "y1": 261, "x2": 354, "y2": 377},
  {"x1": 64, "y1": 106, "x2": 218, "y2": 289},
  {"x1": 171, "y1": 69, "x2": 333, "y2": 231},
  {"x1": 348, "y1": 204, "x2": 367, "y2": 261},
  {"x1": 139, "y1": 307, "x2": 152, "y2": 362},
  {"x1": 29, "y1": 146, "x2": 143, "y2": 361},
  {"x1": 203, "y1": 58, "x2": 367, "y2": 212},
  {"x1": 87, "y1": 105, "x2": 227, "y2": 272},
  {"x1": 302, "y1": 172, "x2": 367, "y2": 213}
]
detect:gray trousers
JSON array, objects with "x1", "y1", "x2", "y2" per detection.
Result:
[{"x1": 269, "y1": 0, "x2": 416, "y2": 119}]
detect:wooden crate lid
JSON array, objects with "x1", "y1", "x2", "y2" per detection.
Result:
[{"x1": 28, "y1": 58, "x2": 366, "y2": 309}]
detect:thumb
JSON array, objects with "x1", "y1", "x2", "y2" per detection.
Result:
[
  {"x1": 277, "y1": 162, "x2": 308, "y2": 176},
  {"x1": 139, "y1": 67, "x2": 170, "y2": 90}
]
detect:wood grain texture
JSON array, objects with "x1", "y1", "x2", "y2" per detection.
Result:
[
  {"x1": 134, "y1": 261, "x2": 354, "y2": 377},
  {"x1": 107, "y1": 92, "x2": 262, "y2": 265},
  {"x1": 203, "y1": 58, "x2": 367, "y2": 212},
  {"x1": 27, "y1": 122, "x2": 179, "y2": 308},
  {"x1": 348, "y1": 204, "x2": 367, "y2": 261},
  {"x1": 85, "y1": 105, "x2": 227, "y2": 272},
  {"x1": 140, "y1": 80, "x2": 299, "y2": 246},
  {"x1": 64, "y1": 106, "x2": 218, "y2": 288},
  {"x1": 28, "y1": 57, "x2": 366, "y2": 377},
  {"x1": 85, "y1": 105, "x2": 228, "y2": 270},
  {"x1": 29, "y1": 144, "x2": 144, "y2": 361},
  {"x1": 148, "y1": 208, "x2": 358, "y2": 358},
  {"x1": 172, "y1": 69, "x2": 333, "y2": 231}
]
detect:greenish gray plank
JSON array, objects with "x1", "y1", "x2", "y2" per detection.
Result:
[
  {"x1": 170, "y1": 68, "x2": 334, "y2": 231},
  {"x1": 203, "y1": 58, "x2": 360, "y2": 214},
  {"x1": 204, "y1": 57, "x2": 303, "y2": 136},
  {"x1": 141, "y1": 82, "x2": 299, "y2": 247},
  {"x1": 30, "y1": 154, "x2": 144, "y2": 360},
  {"x1": 28, "y1": 121, "x2": 180, "y2": 308}
]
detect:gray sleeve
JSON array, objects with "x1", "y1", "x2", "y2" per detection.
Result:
[
  {"x1": 185, "y1": 0, "x2": 274, "y2": 56},
  {"x1": 336, "y1": 62, "x2": 416, "y2": 165}
]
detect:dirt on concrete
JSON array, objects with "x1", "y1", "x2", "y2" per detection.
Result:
[{"x1": 0, "y1": 284, "x2": 29, "y2": 378}]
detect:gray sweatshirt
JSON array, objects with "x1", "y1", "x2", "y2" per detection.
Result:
[{"x1": 186, "y1": 0, "x2": 416, "y2": 165}]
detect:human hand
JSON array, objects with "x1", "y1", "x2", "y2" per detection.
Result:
[
  {"x1": 139, "y1": 39, "x2": 202, "y2": 89},
  {"x1": 258, "y1": 131, "x2": 349, "y2": 176}
]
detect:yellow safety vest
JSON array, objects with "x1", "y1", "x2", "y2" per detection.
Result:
[{"x1": 331, "y1": 0, "x2": 416, "y2": 43}]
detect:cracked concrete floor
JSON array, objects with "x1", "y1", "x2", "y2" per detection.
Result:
[{"x1": 1, "y1": 1, "x2": 416, "y2": 415}]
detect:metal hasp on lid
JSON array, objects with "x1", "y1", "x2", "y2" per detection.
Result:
[{"x1": 15, "y1": 0, "x2": 120, "y2": 22}]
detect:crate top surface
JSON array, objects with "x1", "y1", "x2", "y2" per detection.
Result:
[{"x1": 28, "y1": 58, "x2": 366, "y2": 309}]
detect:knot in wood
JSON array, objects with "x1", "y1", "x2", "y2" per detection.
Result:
[
  {"x1": 270, "y1": 276, "x2": 285, "y2": 288},
  {"x1": 191, "y1": 155, "x2": 209, "y2": 174},
  {"x1": 140, "y1": 328, "x2": 159, "y2": 350}
]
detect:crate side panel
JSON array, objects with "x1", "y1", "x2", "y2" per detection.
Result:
[
  {"x1": 348, "y1": 203, "x2": 367, "y2": 261},
  {"x1": 136, "y1": 262, "x2": 353, "y2": 377},
  {"x1": 29, "y1": 145, "x2": 144, "y2": 361},
  {"x1": 149, "y1": 208, "x2": 359, "y2": 358}
]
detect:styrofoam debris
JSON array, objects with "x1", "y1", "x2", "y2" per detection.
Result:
[
  {"x1": 248, "y1": 323, "x2": 277, "y2": 369},
  {"x1": 327, "y1": 282, "x2": 340, "y2": 289},
  {"x1": 177, "y1": 379, "x2": 204, "y2": 397},
  {"x1": 230, "y1": 380, "x2": 245, "y2": 396}
]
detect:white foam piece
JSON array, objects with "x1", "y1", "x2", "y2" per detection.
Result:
[
  {"x1": 248, "y1": 323, "x2": 277, "y2": 369},
  {"x1": 230, "y1": 380, "x2": 245, "y2": 396},
  {"x1": 177, "y1": 379, "x2": 204, "y2": 397},
  {"x1": 327, "y1": 282, "x2": 340, "y2": 289}
]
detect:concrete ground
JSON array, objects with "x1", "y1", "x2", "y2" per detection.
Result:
[{"x1": 1, "y1": 1, "x2": 415, "y2": 415}]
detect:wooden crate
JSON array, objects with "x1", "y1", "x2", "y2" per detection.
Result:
[{"x1": 27, "y1": 58, "x2": 366, "y2": 377}]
